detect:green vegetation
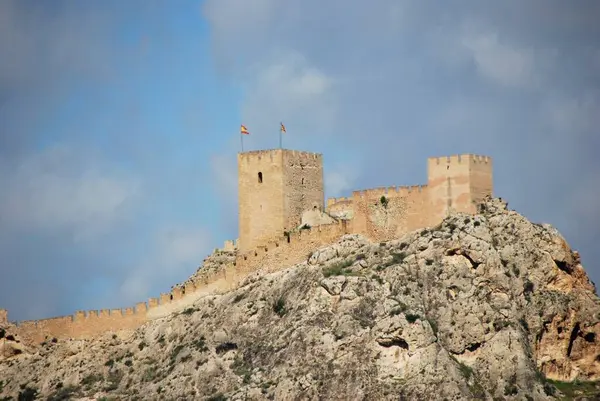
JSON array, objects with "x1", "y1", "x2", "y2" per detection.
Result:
[
  {"x1": 192, "y1": 336, "x2": 209, "y2": 352},
  {"x1": 449, "y1": 355, "x2": 486, "y2": 399},
  {"x1": 231, "y1": 355, "x2": 252, "y2": 384},
  {"x1": 377, "y1": 252, "x2": 408, "y2": 270},
  {"x1": 504, "y1": 374, "x2": 518, "y2": 396},
  {"x1": 181, "y1": 307, "x2": 198, "y2": 315},
  {"x1": 405, "y1": 313, "x2": 420, "y2": 323},
  {"x1": 548, "y1": 379, "x2": 600, "y2": 400},
  {"x1": 322, "y1": 259, "x2": 356, "y2": 277},
  {"x1": 81, "y1": 373, "x2": 103, "y2": 386},
  {"x1": 17, "y1": 386, "x2": 39, "y2": 401},
  {"x1": 47, "y1": 385, "x2": 80, "y2": 401},
  {"x1": 207, "y1": 393, "x2": 228, "y2": 401},
  {"x1": 380, "y1": 196, "x2": 389, "y2": 208},
  {"x1": 170, "y1": 344, "x2": 185, "y2": 362},
  {"x1": 272, "y1": 296, "x2": 287, "y2": 317}
]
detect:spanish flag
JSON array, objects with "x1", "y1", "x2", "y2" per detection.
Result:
[
  {"x1": 240, "y1": 124, "x2": 250, "y2": 135},
  {"x1": 280, "y1": 122, "x2": 286, "y2": 134}
]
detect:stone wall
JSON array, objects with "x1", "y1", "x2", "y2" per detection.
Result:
[
  {"x1": 351, "y1": 185, "x2": 430, "y2": 242},
  {"x1": 9, "y1": 221, "x2": 349, "y2": 344},
  {"x1": 6, "y1": 152, "x2": 492, "y2": 345},
  {"x1": 327, "y1": 153, "x2": 493, "y2": 243}
]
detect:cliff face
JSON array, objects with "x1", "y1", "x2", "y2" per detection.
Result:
[{"x1": 1, "y1": 197, "x2": 600, "y2": 401}]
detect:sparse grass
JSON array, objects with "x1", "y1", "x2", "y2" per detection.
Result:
[
  {"x1": 157, "y1": 334, "x2": 165, "y2": 345},
  {"x1": 192, "y1": 336, "x2": 208, "y2": 352},
  {"x1": 449, "y1": 355, "x2": 485, "y2": 398},
  {"x1": 322, "y1": 259, "x2": 355, "y2": 277},
  {"x1": 427, "y1": 318, "x2": 438, "y2": 335},
  {"x1": 47, "y1": 385, "x2": 80, "y2": 401},
  {"x1": 182, "y1": 307, "x2": 198, "y2": 315},
  {"x1": 504, "y1": 374, "x2": 518, "y2": 396},
  {"x1": 377, "y1": 252, "x2": 408, "y2": 270},
  {"x1": 104, "y1": 370, "x2": 123, "y2": 391},
  {"x1": 170, "y1": 344, "x2": 185, "y2": 361},
  {"x1": 233, "y1": 293, "x2": 245, "y2": 303},
  {"x1": 81, "y1": 373, "x2": 103, "y2": 386},
  {"x1": 142, "y1": 366, "x2": 158, "y2": 383},
  {"x1": 207, "y1": 393, "x2": 228, "y2": 401},
  {"x1": 547, "y1": 379, "x2": 600, "y2": 400},
  {"x1": 231, "y1": 355, "x2": 252, "y2": 384}
]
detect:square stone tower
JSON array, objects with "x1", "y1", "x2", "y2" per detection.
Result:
[
  {"x1": 427, "y1": 154, "x2": 493, "y2": 223},
  {"x1": 238, "y1": 149, "x2": 324, "y2": 251}
]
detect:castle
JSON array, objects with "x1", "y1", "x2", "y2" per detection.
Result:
[{"x1": 1, "y1": 149, "x2": 493, "y2": 344}]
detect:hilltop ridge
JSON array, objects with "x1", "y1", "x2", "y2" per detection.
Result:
[{"x1": 2, "y1": 197, "x2": 600, "y2": 400}]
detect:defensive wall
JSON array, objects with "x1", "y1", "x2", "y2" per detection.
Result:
[
  {"x1": 6, "y1": 221, "x2": 350, "y2": 344},
  {"x1": 3, "y1": 152, "x2": 492, "y2": 344},
  {"x1": 326, "y1": 153, "x2": 493, "y2": 243}
]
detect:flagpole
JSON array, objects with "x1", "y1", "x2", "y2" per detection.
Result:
[
  {"x1": 240, "y1": 132, "x2": 244, "y2": 152},
  {"x1": 279, "y1": 128, "x2": 282, "y2": 149}
]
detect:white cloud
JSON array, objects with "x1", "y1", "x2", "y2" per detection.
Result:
[
  {"x1": 0, "y1": 145, "x2": 139, "y2": 241},
  {"x1": 461, "y1": 32, "x2": 536, "y2": 87},
  {"x1": 325, "y1": 164, "x2": 359, "y2": 198},
  {"x1": 240, "y1": 51, "x2": 338, "y2": 144},
  {"x1": 116, "y1": 226, "x2": 213, "y2": 304},
  {"x1": 540, "y1": 92, "x2": 600, "y2": 137}
]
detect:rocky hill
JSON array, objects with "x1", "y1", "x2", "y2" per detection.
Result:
[{"x1": 2, "y1": 197, "x2": 600, "y2": 400}]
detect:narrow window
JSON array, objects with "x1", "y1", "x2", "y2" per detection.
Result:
[
  {"x1": 301, "y1": 178, "x2": 304, "y2": 185},
  {"x1": 258, "y1": 172, "x2": 263, "y2": 183}
]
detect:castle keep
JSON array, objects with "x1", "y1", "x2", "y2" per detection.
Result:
[{"x1": 3, "y1": 149, "x2": 492, "y2": 344}]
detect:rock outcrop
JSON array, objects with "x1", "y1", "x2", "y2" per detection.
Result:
[{"x1": 1, "y1": 197, "x2": 600, "y2": 400}]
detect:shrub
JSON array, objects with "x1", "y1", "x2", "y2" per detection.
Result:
[
  {"x1": 322, "y1": 259, "x2": 354, "y2": 277},
  {"x1": 405, "y1": 313, "x2": 420, "y2": 323},
  {"x1": 380, "y1": 196, "x2": 389, "y2": 208},
  {"x1": 273, "y1": 297, "x2": 286, "y2": 317}
]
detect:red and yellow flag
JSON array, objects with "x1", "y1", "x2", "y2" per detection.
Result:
[
  {"x1": 240, "y1": 124, "x2": 250, "y2": 135},
  {"x1": 280, "y1": 122, "x2": 286, "y2": 134}
]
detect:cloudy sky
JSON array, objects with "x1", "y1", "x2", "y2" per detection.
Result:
[{"x1": 1, "y1": 0, "x2": 599, "y2": 321}]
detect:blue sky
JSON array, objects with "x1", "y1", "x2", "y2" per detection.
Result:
[{"x1": 1, "y1": 0, "x2": 599, "y2": 321}]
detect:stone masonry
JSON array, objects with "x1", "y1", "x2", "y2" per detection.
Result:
[{"x1": 3, "y1": 148, "x2": 492, "y2": 344}]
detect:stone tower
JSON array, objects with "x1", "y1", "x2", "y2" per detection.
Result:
[
  {"x1": 0, "y1": 308, "x2": 7, "y2": 326},
  {"x1": 427, "y1": 154, "x2": 493, "y2": 223},
  {"x1": 237, "y1": 149, "x2": 324, "y2": 251}
]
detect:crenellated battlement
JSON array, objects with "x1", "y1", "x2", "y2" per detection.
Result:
[
  {"x1": 428, "y1": 154, "x2": 492, "y2": 165},
  {"x1": 235, "y1": 220, "x2": 349, "y2": 274},
  {"x1": 4, "y1": 150, "x2": 493, "y2": 345},
  {"x1": 352, "y1": 184, "x2": 428, "y2": 199},
  {"x1": 326, "y1": 196, "x2": 351, "y2": 207},
  {"x1": 237, "y1": 149, "x2": 322, "y2": 163}
]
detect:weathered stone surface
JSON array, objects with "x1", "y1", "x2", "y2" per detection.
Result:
[{"x1": 1, "y1": 197, "x2": 600, "y2": 400}]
